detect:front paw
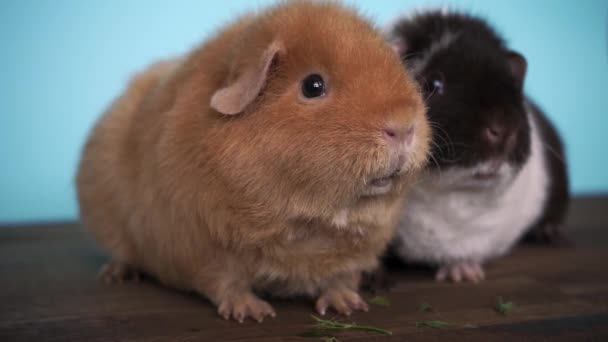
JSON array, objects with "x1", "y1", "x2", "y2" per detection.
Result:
[
  {"x1": 436, "y1": 261, "x2": 485, "y2": 283},
  {"x1": 98, "y1": 260, "x2": 141, "y2": 284},
  {"x1": 315, "y1": 288, "x2": 369, "y2": 316},
  {"x1": 217, "y1": 293, "x2": 276, "y2": 323}
]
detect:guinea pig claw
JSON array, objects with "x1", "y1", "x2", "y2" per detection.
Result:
[
  {"x1": 217, "y1": 305, "x2": 231, "y2": 320},
  {"x1": 217, "y1": 293, "x2": 276, "y2": 323},
  {"x1": 465, "y1": 263, "x2": 485, "y2": 283},
  {"x1": 436, "y1": 262, "x2": 485, "y2": 283},
  {"x1": 315, "y1": 288, "x2": 368, "y2": 316},
  {"x1": 451, "y1": 268, "x2": 463, "y2": 283},
  {"x1": 318, "y1": 308, "x2": 327, "y2": 316},
  {"x1": 251, "y1": 305, "x2": 275, "y2": 323},
  {"x1": 315, "y1": 299, "x2": 328, "y2": 316},
  {"x1": 349, "y1": 298, "x2": 369, "y2": 312}
]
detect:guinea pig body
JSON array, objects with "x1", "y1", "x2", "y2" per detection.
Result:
[
  {"x1": 387, "y1": 11, "x2": 569, "y2": 282},
  {"x1": 77, "y1": 1, "x2": 429, "y2": 322}
]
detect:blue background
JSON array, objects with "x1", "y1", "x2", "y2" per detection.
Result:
[{"x1": 1, "y1": 0, "x2": 606, "y2": 223}]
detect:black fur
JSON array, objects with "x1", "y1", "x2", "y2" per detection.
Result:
[
  {"x1": 391, "y1": 12, "x2": 530, "y2": 169},
  {"x1": 390, "y1": 11, "x2": 570, "y2": 242}
]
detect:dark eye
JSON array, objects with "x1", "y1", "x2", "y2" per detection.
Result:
[
  {"x1": 419, "y1": 71, "x2": 446, "y2": 97},
  {"x1": 301, "y1": 74, "x2": 326, "y2": 98},
  {"x1": 431, "y1": 79, "x2": 444, "y2": 95}
]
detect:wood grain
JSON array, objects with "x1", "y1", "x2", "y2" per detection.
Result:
[{"x1": 1, "y1": 196, "x2": 607, "y2": 341}]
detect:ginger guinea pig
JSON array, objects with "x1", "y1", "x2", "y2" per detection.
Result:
[{"x1": 77, "y1": 1, "x2": 429, "y2": 323}]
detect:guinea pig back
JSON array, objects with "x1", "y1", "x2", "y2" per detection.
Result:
[{"x1": 77, "y1": 0, "x2": 429, "y2": 322}]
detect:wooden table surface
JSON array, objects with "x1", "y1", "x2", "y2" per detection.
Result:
[{"x1": 1, "y1": 196, "x2": 607, "y2": 341}]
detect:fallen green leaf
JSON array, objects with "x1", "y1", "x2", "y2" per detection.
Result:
[
  {"x1": 495, "y1": 297, "x2": 515, "y2": 315},
  {"x1": 415, "y1": 320, "x2": 451, "y2": 328},
  {"x1": 311, "y1": 315, "x2": 392, "y2": 335},
  {"x1": 369, "y1": 296, "x2": 390, "y2": 307},
  {"x1": 418, "y1": 302, "x2": 432, "y2": 312}
]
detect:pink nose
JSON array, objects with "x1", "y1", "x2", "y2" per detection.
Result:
[{"x1": 384, "y1": 125, "x2": 415, "y2": 145}]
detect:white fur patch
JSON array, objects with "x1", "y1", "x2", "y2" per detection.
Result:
[
  {"x1": 384, "y1": 10, "x2": 458, "y2": 77},
  {"x1": 409, "y1": 31, "x2": 459, "y2": 76},
  {"x1": 331, "y1": 209, "x2": 349, "y2": 228},
  {"x1": 329, "y1": 210, "x2": 365, "y2": 236},
  {"x1": 394, "y1": 105, "x2": 548, "y2": 265}
]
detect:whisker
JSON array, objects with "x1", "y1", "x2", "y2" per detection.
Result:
[
  {"x1": 428, "y1": 153, "x2": 443, "y2": 181},
  {"x1": 427, "y1": 120, "x2": 456, "y2": 157},
  {"x1": 424, "y1": 87, "x2": 436, "y2": 102},
  {"x1": 399, "y1": 51, "x2": 425, "y2": 63},
  {"x1": 540, "y1": 141, "x2": 566, "y2": 165}
]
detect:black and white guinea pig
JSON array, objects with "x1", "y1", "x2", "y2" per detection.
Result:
[{"x1": 385, "y1": 10, "x2": 570, "y2": 282}]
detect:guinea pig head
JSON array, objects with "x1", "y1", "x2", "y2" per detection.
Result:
[
  {"x1": 207, "y1": 3, "x2": 429, "y2": 219},
  {"x1": 392, "y1": 26, "x2": 531, "y2": 187}
]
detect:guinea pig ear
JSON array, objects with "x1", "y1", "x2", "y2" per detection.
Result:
[
  {"x1": 507, "y1": 51, "x2": 527, "y2": 86},
  {"x1": 210, "y1": 41, "x2": 283, "y2": 115}
]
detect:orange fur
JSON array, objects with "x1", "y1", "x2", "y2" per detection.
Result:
[{"x1": 77, "y1": 0, "x2": 429, "y2": 322}]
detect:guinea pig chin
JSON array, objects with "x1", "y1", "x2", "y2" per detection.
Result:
[
  {"x1": 362, "y1": 154, "x2": 407, "y2": 196},
  {"x1": 428, "y1": 160, "x2": 517, "y2": 190}
]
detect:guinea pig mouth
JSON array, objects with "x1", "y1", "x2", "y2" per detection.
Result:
[
  {"x1": 369, "y1": 168, "x2": 401, "y2": 188},
  {"x1": 472, "y1": 171, "x2": 498, "y2": 180}
]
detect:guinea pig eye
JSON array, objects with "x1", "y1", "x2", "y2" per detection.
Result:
[
  {"x1": 301, "y1": 74, "x2": 326, "y2": 98},
  {"x1": 432, "y1": 79, "x2": 445, "y2": 95}
]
